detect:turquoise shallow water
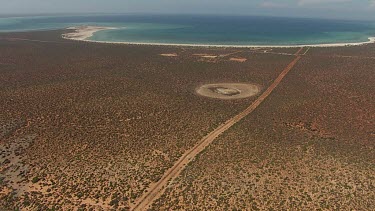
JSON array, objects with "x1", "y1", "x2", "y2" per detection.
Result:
[{"x1": 1, "y1": 14, "x2": 375, "y2": 46}]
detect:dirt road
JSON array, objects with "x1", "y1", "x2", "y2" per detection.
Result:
[{"x1": 132, "y1": 48, "x2": 304, "y2": 211}]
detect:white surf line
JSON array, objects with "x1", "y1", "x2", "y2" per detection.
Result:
[{"x1": 62, "y1": 26, "x2": 375, "y2": 48}]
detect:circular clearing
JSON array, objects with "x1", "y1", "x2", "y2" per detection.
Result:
[{"x1": 196, "y1": 83, "x2": 260, "y2": 100}]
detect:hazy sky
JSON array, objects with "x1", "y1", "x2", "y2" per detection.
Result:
[{"x1": 1, "y1": 0, "x2": 375, "y2": 20}]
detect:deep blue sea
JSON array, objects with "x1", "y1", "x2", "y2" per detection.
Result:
[{"x1": 1, "y1": 14, "x2": 375, "y2": 46}]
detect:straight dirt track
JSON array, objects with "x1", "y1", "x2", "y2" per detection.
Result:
[{"x1": 132, "y1": 48, "x2": 304, "y2": 211}]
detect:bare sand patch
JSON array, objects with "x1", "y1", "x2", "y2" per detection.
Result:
[
  {"x1": 202, "y1": 55, "x2": 218, "y2": 59},
  {"x1": 196, "y1": 83, "x2": 260, "y2": 100},
  {"x1": 192, "y1": 54, "x2": 211, "y2": 56},
  {"x1": 230, "y1": 57, "x2": 247, "y2": 62},
  {"x1": 193, "y1": 54, "x2": 218, "y2": 59},
  {"x1": 160, "y1": 53, "x2": 178, "y2": 57}
]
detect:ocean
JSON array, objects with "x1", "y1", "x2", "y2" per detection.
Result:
[{"x1": 1, "y1": 14, "x2": 375, "y2": 46}]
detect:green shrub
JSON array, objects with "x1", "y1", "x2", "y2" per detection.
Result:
[{"x1": 32, "y1": 176, "x2": 40, "y2": 183}]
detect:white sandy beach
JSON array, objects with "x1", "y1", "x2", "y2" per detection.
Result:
[{"x1": 62, "y1": 26, "x2": 375, "y2": 48}]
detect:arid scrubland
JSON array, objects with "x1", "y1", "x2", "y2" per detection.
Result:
[
  {"x1": 0, "y1": 30, "x2": 297, "y2": 210},
  {"x1": 152, "y1": 48, "x2": 375, "y2": 210}
]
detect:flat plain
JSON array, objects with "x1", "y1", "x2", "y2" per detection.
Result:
[
  {"x1": 153, "y1": 47, "x2": 375, "y2": 210},
  {"x1": 0, "y1": 30, "x2": 374, "y2": 210}
]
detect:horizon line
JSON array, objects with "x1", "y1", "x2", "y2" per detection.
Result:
[{"x1": 0, "y1": 12, "x2": 373, "y2": 22}]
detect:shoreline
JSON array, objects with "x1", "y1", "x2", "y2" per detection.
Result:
[{"x1": 62, "y1": 26, "x2": 375, "y2": 48}]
